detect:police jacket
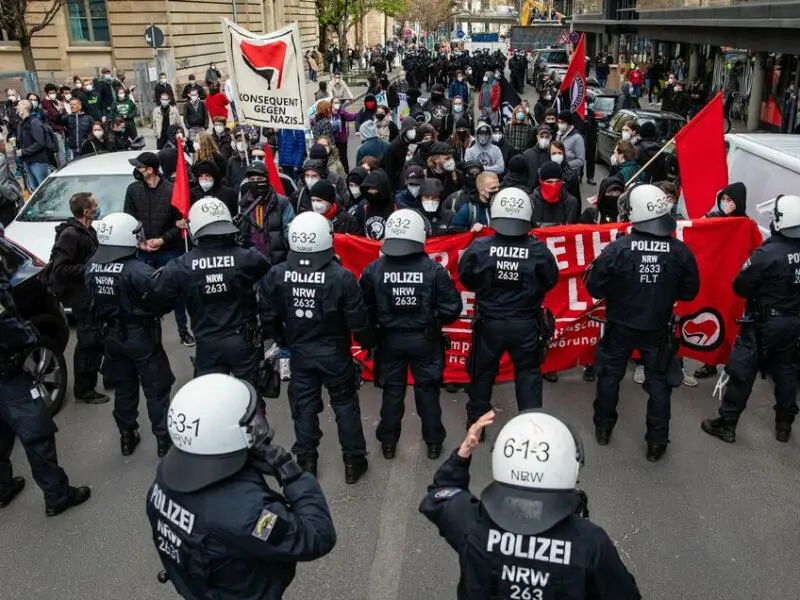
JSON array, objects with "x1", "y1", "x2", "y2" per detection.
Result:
[
  {"x1": 733, "y1": 233, "x2": 800, "y2": 315},
  {"x1": 48, "y1": 218, "x2": 98, "y2": 311},
  {"x1": 257, "y1": 259, "x2": 375, "y2": 355},
  {"x1": 123, "y1": 178, "x2": 183, "y2": 252},
  {"x1": 459, "y1": 234, "x2": 559, "y2": 320},
  {"x1": 587, "y1": 231, "x2": 700, "y2": 331},
  {"x1": 419, "y1": 451, "x2": 642, "y2": 600},
  {"x1": 84, "y1": 255, "x2": 166, "y2": 323},
  {"x1": 359, "y1": 253, "x2": 463, "y2": 331},
  {"x1": 146, "y1": 464, "x2": 336, "y2": 600},
  {"x1": 152, "y1": 238, "x2": 269, "y2": 343},
  {"x1": 0, "y1": 266, "x2": 39, "y2": 358}
]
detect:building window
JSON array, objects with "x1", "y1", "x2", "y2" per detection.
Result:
[{"x1": 67, "y1": 0, "x2": 110, "y2": 43}]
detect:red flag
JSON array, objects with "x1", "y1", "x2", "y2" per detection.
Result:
[
  {"x1": 558, "y1": 34, "x2": 586, "y2": 120},
  {"x1": 240, "y1": 40, "x2": 288, "y2": 90},
  {"x1": 171, "y1": 136, "x2": 191, "y2": 238},
  {"x1": 674, "y1": 92, "x2": 728, "y2": 219},
  {"x1": 263, "y1": 144, "x2": 285, "y2": 196}
]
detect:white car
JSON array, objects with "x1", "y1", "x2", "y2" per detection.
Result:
[{"x1": 5, "y1": 151, "x2": 139, "y2": 262}]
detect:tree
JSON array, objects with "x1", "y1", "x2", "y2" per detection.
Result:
[
  {"x1": 403, "y1": 0, "x2": 457, "y2": 33},
  {"x1": 316, "y1": 0, "x2": 406, "y2": 64},
  {"x1": 0, "y1": 0, "x2": 68, "y2": 75}
]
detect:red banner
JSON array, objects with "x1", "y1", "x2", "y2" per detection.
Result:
[{"x1": 335, "y1": 218, "x2": 762, "y2": 384}]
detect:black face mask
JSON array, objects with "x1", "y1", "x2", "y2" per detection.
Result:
[
  {"x1": 242, "y1": 181, "x2": 270, "y2": 196},
  {"x1": 418, "y1": 139, "x2": 433, "y2": 154},
  {"x1": 132, "y1": 168, "x2": 145, "y2": 182},
  {"x1": 431, "y1": 92, "x2": 443, "y2": 101},
  {"x1": 464, "y1": 170, "x2": 482, "y2": 189},
  {"x1": 365, "y1": 191, "x2": 389, "y2": 209}
]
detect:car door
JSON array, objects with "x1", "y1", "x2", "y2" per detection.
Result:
[{"x1": 598, "y1": 111, "x2": 629, "y2": 165}]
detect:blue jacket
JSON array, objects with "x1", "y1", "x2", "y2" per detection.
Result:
[
  {"x1": 450, "y1": 201, "x2": 489, "y2": 233},
  {"x1": 395, "y1": 189, "x2": 420, "y2": 210},
  {"x1": 448, "y1": 80, "x2": 469, "y2": 105},
  {"x1": 279, "y1": 129, "x2": 306, "y2": 169}
]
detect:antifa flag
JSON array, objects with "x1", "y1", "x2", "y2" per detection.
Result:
[
  {"x1": 171, "y1": 136, "x2": 190, "y2": 241},
  {"x1": 335, "y1": 218, "x2": 762, "y2": 384},
  {"x1": 558, "y1": 33, "x2": 587, "y2": 121},
  {"x1": 240, "y1": 39, "x2": 287, "y2": 90},
  {"x1": 499, "y1": 76, "x2": 522, "y2": 127}
]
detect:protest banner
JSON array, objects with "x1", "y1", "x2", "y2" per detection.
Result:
[
  {"x1": 334, "y1": 218, "x2": 763, "y2": 383},
  {"x1": 221, "y1": 19, "x2": 308, "y2": 129}
]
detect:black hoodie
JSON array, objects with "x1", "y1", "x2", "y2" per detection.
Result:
[
  {"x1": 417, "y1": 178, "x2": 454, "y2": 236},
  {"x1": 350, "y1": 169, "x2": 395, "y2": 240},
  {"x1": 501, "y1": 155, "x2": 534, "y2": 196},
  {"x1": 345, "y1": 166, "x2": 369, "y2": 208},
  {"x1": 291, "y1": 158, "x2": 348, "y2": 214},
  {"x1": 190, "y1": 160, "x2": 238, "y2": 217},
  {"x1": 385, "y1": 117, "x2": 418, "y2": 191},
  {"x1": 706, "y1": 182, "x2": 747, "y2": 218},
  {"x1": 48, "y1": 217, "x2": 98, "y2": 310},
  {"x1": 580, "y1": 176, "x2": 625, "y2": 224}
]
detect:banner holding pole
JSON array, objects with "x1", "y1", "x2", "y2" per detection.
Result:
[{"x1": 221, "y1": 19, "x2": 308, "y2": 129}]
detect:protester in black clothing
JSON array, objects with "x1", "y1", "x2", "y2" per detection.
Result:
[
  {"x1": 94, "y1": 68, "x2": 116, "y2": 119},
  {"x1": 212, "y1": 117, "x2": 233, "y2": 159},
  {"x1": 225, "y1": 131, "x2": 250, "y2": 191},
  {"x1": 47, "y1": 192, "x2": 108, "y2": 403},
  {"x1": 310, "y1": 179, "x2": 355, "y2": 234},
  {"x1": 580, "y1": 176, "x2": 625, "y2": 224},
  {"x1": 190, "y1": 160, "x2": 238, "y2": 217},
  {"x1": 184, "y1": 90, "x2": 209, "y2": 131},
  {"x1": 153, "y1": 72, "x2": 175, "y2": 105},
  {"x1": 181, "y1": 75, "x2": 207, "y2": 100},
  {"x1": 80, "y1": 121, "x2": 111, "y2": 155},
  {"x1": 107, "y1": 117, "x2": 131, "y2": 151},
  {"x1": 635, "y1": 122, "x2": 666, "y2": 183},
  {"x1": 416, "y1": 177, "x2": 455, "y2": 236},
  {"x1": 522, "y1": 125, "x2": 553, "y2": 188},
  {"x1": 384, "y1": 117, "x2": 418, "y2": 191},
  {"x1": 345, "y1": 166, "x2": 369, "y2": 209},
  {"x1": 585, "y1": 109, "x2": 599, "y2": 185},
  {"x1": 501, "y1": 155, "x2": 535, "y2": 196}
]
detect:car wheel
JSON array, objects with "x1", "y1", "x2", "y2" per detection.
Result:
[{"x1": 22, "y1": 335, "x2": 67, "y2": 415}]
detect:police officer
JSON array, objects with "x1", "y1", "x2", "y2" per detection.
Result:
[
  {"x1": 587, "y1": 185, "x2": 699, "y2": 461},
  {"x1": 86, "y1": 212, "x2": 175, "y2": 457},
  {"x1": 0, "y1": 251, "x2": 91, "y2": 515},
  {"x1": 257, "y1": 212, "x2": 375, "y2": 482},
  {"x1": 420, "y1": 410, "x2": 641, "y2": 599},
  {"x1": 702, "y1": 194, "x2": 800, "y2": 443},
  {"x1": 153, "y1": 197, "x2": 270, "y2": 385},
  {"x1": 359, "y1": 209, "x2": 463, "y2": 460},
  {"x1": 458, "y1": 188, "x2": 559, "y2": 434},
  {"x1": 146, "y1": 374, "x2": 336, "y2": 598}
]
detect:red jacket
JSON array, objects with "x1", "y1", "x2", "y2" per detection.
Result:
[
  {"x1": 477, "y1": 82, "x2": 501, "y2": 111},
  {"x1": 205, "y1": 91, "x2": 230, "y2": 120},
  {"x1": 41, "y1": 98, "x2": 65, "y2": 134},
  {"x1": 628, "y1": 69, "x2": 643, "y2": 86}
]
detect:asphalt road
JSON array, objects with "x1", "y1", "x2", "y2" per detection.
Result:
[{"x1": 3, "y1": 84, "x2": 800, "y2": 600}]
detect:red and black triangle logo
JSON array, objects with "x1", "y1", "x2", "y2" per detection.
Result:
[{"x1": 240, "y1": 39, "x2": 287, "y2": 91}]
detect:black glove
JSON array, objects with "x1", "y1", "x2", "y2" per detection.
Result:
[{"x1": 250, "y1": 443, "x2": 303, "y2": 486}]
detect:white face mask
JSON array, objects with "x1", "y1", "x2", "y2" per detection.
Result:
[
  {"x1": 557, "y1": 123, "x2": 568, "y2": 132},
  {"x1": 550, "y1": 153, "x2": 564, "y2": 165},
  {"x1": 491, "y1": 133, "x2": 502, "y2": 143},
  {"x1": 621, "y1": 130, "x2": 632, "y2": 141},
  {"x1": 93, "y1": 130, "x2": 103, "y2": 139},
  {"x1": 160, "y1": 100, "x2": 170, "y2": 107},
  {"x1": 538, "y1": 137, "x2": 550, "y2": 149},
  {"x1": 332, "y1": 103, "x2": 341, "y2": 111},
  {"x1": 483, "y1": 76, "x2": 489, "y2": 82},
  {"x1": 118, "y1": 93, "x2": 125, "y2": 100},
  {"x1": 349, "y1": 185, "x2": 361, "y2": 198},
  {"x1": 48, "y1": 93, "x2": 57, "y2": 100},
  {"x1": 199, "y1": 179, "x2": 214, "y2": 192},
  {"x1": 405, "y1": 128, "x2": 416, "y2": 141},
  {"x1": 214, "y1": 125, "x2": 225, "y2": 134},
  {"x1": 159, "y1": 77, "x2": 167, "y2": 83},
  {"x1": 422, "y1": 199, "x2": 440, "y2": 212},
  {"x1": 407, "y1": 185, "x2": 421, "y2": 197},
  {"x1": 236, "y1": 141, "x2": 247, "y2": 152},
  {"x1": 305, "y1": 177, "x2": 321, "y2": 190},
  {"x1": 85, "y1": 85, "x2": 93, "y2": 92},
  {"x1": 312, "y1": 200, "x2": 330, "y2": 214},
  {"x1": 453, "y1": 104, "x2": 463, "y2": 113},
  {"x1": 443, "y1": 158, "x2": 456, "y2": 172},
  {"x1": 64, "y1": 93, "x2": 72, "y2": 101}
]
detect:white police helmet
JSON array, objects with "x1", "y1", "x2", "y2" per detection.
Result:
[
  {"x1": 382, "y1": 208, "x2": 428, "y2": 256},
  {"x1": 287, "y1": 211, "x2": 334, "y2": 271},
  {"x1": 91, "y1": 212, "x2": 143, "y2": 263},
  {"x1": 481, "y1": 410, "x2": 584, "y2": 536},
  {"x1": 161, "y1": 374, "x2": 272, "y2": 493},
  {"x1": 770, "y1": 194, "x2": 800, "y2": 238},
  {"x1": 490, "y1": 187, "x2": 533, "y2": 236},
  {"x1": 188, "y1": 196, "x2": 239, "y2": 239},
  {"x1": 627, "y1": 184, "x2": 675, "y2": 236}
]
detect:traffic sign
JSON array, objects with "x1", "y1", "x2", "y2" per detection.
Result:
[
  {"x1": 145, "y1": 24, "x2": 164, "y2": 49},
  {"x1": 557, "y1": 31, "x2": 569, "y2": 45},
  {"x1": 456, "y1": 30, "x2": 465, "y2": 39},
  {"x1": 568, "y1": 30, "x2": 580, "y2": 44}
]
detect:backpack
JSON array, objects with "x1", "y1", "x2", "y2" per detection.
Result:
[{"x1": 39, "y1": 120, "x2": 60, "y2": 154}]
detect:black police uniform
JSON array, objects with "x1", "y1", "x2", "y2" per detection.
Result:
[
  {"x1": 587, "y1": 231, "x2": 699, "y2": 447},
  {"x1": 0, "y1": 265, "x2": 73, "y2": 507},
  {"x1": 147, "y1": 464, "x2": 336, "y2": 599},
  {"x1": 257, "y1": 260, "x2": 375, "y2": 474},
  {"x1": 420, "y1": 451, "x2": 642, "y2": 600},
  {"x1": 458, "y1": 234, "x2": 559, "y2": 423},
  {"x1": 85, "y1": 252, "x2": 175, "y2": 448},
  {"x1": 360, "y1": 252, "x2": 463, "y2": 452},
  {"x1": 153, "y1": 238, "x2": 269, "y2": 384},
  {"x1": 713, "y1": 233, "x2": 800, "y2": 430}
]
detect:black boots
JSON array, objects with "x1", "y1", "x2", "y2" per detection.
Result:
[
  {"x1": 45, "y1": 486, "x2": 91, "y2": 517},
  {"x1": 381, "y1": 444, "x2": 396, "y2": 459},
  {"x1": 427, "y1": 443, "x2": 442, "y2": 459},
  {"x1": 595, "y1": 427, "x2": 612, "y2": 446},
  {"x1": 776, "y1": 422, "x2": 792, "y2": 443},
  {"x1": 120, "y1": 430, "x2": 141, "y2": 456},
  {"x1": 0, "y1": 476, "x2": 25, "y2": 508},
  {"x1": 344, "y1": 455, "x2": 368, "y2": 484},
  {"x1": 157, "y1": 437, "x2": 172, "y2": 458},
  {"x1": 701, "y1": 417, "x2": 737, "y2": 443},
  {"x1": 297, "y1": 454, "x2": 318, "y2": 477},
  {"x1": 646, "y1": 444, "x2": 667, "y2": 462}
]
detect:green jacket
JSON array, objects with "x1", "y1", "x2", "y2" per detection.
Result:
[
  {"x1": 112, "y1": 98, "x2": 137, "y2": 121},
  {"x1": 618, "y1": 160, "x2": 642, "y2": 184}
]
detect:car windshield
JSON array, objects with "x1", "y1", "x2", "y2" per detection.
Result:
[
  {"x1": 592, "y1": 97, "x2": 615, "y2": 113},
  {"x1": 539, "y1": 51, "x2": 568, "y2": 64},
  {"x1": 637, "y1": 117, "x2": 684, "y2": 139},
  {"x1": 17, "y1": 174, "x2": 133, "y2": 222}
]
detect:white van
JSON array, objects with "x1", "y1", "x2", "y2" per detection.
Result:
[{"x1": 724, "y1": 133, "x2": 800, "y2": 236}]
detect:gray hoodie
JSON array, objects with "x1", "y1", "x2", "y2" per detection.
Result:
[
  {"x1": 464, "y1": 125, "x2": 505, "y2": 174},
  {"x1": 558, "y1": 126, "x2": 586, "y2": 171}
]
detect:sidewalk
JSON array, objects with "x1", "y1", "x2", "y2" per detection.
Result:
[{"x1": 140, "y1": 74, "x2": 393, "y2": 150}]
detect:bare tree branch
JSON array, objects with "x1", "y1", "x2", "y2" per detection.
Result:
[{"x1": 30, "y1": 0, "x2": 68, "y2": 35}]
